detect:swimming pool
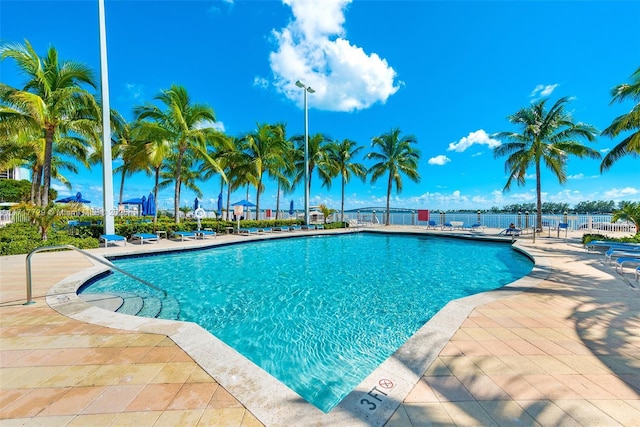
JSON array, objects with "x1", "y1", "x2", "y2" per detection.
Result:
[{"x1": 80, "y1": 232, "x2": 533, "y2": 412}]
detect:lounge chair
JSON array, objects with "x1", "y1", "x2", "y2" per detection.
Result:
[
  {"x1": 426, "y1": 220, "x2": 438, "y2": 229},
  {"x1": 614, "y1": 256, "x2": 640, "y2": 274},
  {"x1": 636, "y1": 266, "x2": 640, "y2": 284},
  {"x1": 238, "y1": 228, "x2": 259, "y2": 235},
  {"x1": 131, "y1": 233, "x2": 159, "y2": 244},
  {"x1": 289, "y1": 225, "x2": 302, "y2": 232},
  {"x1": 586, "y1": 241, "x2": 640, "y2": 252},
  {"x1": 99, "y1": 234, "x2": 126, "y2": 247},
  {"x1": 605, "y1": 247, "x2": 640, "y2": 264},
  {"x1": 441, "y1": 222, "x2": 453, "y2": 230},
  {"x1": 315, "y1": 224, "x2": 324, "y2": 230},
  {"x1": 259, "y1": 227, "x2": 273, "y2": 233},
  {"x1": 499, "y1": 227, "x2": 521, "y2": 236},
  {"x1": 196, "y1": 230, "x2": 217, "y2": 239},
  {"x1": 173, "y1": 231, "x2": 197, "y2": 241},
  {"x1": 469, "y1": 223, "x2": 485, "y2": 233}
]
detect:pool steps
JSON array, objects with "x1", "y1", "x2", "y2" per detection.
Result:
[{"x1": 80, "y1": 291, "x2": 180, "y2": 320}]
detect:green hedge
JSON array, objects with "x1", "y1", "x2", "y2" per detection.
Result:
[
  {"x1": 1, "y1": 217, "x2": 348, "y2": 255},
  {"x1": 582, "y1": 233, "x2": 640, "y2": 245}
]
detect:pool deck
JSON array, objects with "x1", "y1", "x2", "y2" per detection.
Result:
[{"x1": 1, "y1": 227, "x2": 639, "y2": 426}]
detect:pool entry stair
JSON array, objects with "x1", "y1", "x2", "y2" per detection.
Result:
[{"x1": 79, "y1": 292, "x2": 181, "y2": 320}]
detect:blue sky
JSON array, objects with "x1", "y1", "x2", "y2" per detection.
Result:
[{"x1": 1, "y1": 0, "x2": 639, "y2": 212}]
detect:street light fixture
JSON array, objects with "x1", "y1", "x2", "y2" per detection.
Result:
[{"x1": 295, "y1": 80, "x2": 315, "y2": 225}]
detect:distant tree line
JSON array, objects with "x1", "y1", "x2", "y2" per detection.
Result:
[{"x1": 488, "y1": 200, "x2": 637, "y2": 214}]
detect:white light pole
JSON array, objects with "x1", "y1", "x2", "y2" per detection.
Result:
[
  {"x1": 295, "y1": 80, "x2": 314, "y2": 225},
  {"x1": 98, "y1": 0, "x2": 115, "y2": 234}
]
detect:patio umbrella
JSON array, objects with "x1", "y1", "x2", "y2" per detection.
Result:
[
  {"x1": 55, "y1": 192, "x2": 91, "y2": 204},
  {"x1": 289, "y1": 200, "x2": 294, "y2": 215},
  {"x1": 141, "y1": 195, "x2": 147, "y2": 216},
  {"x1": 217, "y1": 192, "x2": 223, "y2": 217},
  {"x1": 231, "y1": 199, "x2": 255, "y2": 207},
  {"x1": 122, "y1": 197, "x2": 143, "y2": 204},
  {"x1": 147, "y1": 192, "x2": 155, "y2": 216},
  {"x1": 194, "y1": 197, "x2": 199, "y2": 211}
]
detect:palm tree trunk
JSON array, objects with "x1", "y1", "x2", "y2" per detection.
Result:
[
  {"x1": 174, "y1": 151, "x2": 184, "y2": 224},
  {"x1": 255, "y1": 176, "x2": 262, "y2": 221},
  {"x1": 341, "y1": 176, "x2": 345, "y2": 223},
  {"x1": 275, "y1": 181, "x2": 281, "y2": 220},
  {"x1": 118, "y1": 169, "x2": 126, "y2": 205},
  {"x1": 536, "y1": 161, "x2": 543, "y2": 232},
  {"x1": 30, "y1": 165, "x2": 40, "y2": 204},
  {"x1": 41, "y1": 128, "x2": 55, "y2": 206},
  {"x1": 153, "y1": 167, "x2": 160, "y2": 228},
  {"x1": 386, "y1": 172, "x2": 393, "y2": 226}
]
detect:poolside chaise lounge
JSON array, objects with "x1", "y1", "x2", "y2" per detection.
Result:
[
  {"x1": 173, "y1": 231, "x2": 197, "y2": 241},
  {"x1": 499, "y1": 227, "x2": 521, "y2": 236},
  {"x1": 426, "y1": 220, "x2": 438, "y2": 229},
  {"x1": 131, "y1": 233, "x2": 159, "y2": 244},
  {"x1": 99, "y1": 234, "x2": 126, "y2": 247},
  {"x1": 605, "y1": 247, "x2": 640, "y2": 265},
  {"x1": 259, "y1": 227, "x2": 273, "y2": 233},
  {"x1": 238, "y1": 228, "x2": 259, "y2": 235},
  {"x1": 636, "y1": 266, "x2": 640, "y2": 283},
  {"x1": 614, "y1": 256, "x2": 640, "y2": 274},
  {"x1": 468, "y1": 223, "x2": 485, "y2": 232},
  {"x1": 586, "y1": 240, "x2": 640, "y2": 252},
  {"x1": 196, "y1": 230, "x2": 217, "y2": 239}
]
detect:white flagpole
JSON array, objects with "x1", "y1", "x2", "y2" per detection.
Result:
[{"x1": 98, "y1": 0, "x2": 115, "y2": 234}]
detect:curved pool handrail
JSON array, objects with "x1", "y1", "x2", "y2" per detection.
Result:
[{"x1": 25, "y1": 244, "x2": 167, "y2": 305}]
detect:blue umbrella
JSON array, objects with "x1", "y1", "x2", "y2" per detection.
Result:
[
  {"x1": 194, "y1": 197, "x2": 200, "y2": 210},
  {"x1": 217, "y1": 192, "x2": 223, "y2": 217},
  {"x1": 147, "y1": 192, "x2": 155, "y2": 216},
  {"x1": 289, "y1": 200, "x2": 294, "y2": 215},
  {"x1": 231, "y1": 199, "x2": 255, "y2": 207},
  {"x1": 56, "y1": 191, "x2": 91, "y2": 204},
  {"x1": 122, "y1": 197, "x2": 143, "y2": 204},
  {"x1": 141, "y1": 195, "x2": 147, "y2": 216}
]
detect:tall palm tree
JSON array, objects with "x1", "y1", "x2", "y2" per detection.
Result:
[
  {"x1": 601, "y1": 66, "x2": 640, "y2": 172},
  {"x1": 367, "y1": 128, "x2": 421, "y2": 226},
  {"x1": 325, "y1": 139, "x2": 367, "y2": 222},
  {"x1": 134, "y1": 84, "x2": 218, "y2": 223},
  {"x1": 243, "y1": 123, "x2": 288, "y2": 219},
  {"x1": 0, "y1": 39, "x2": 100, "y2": 205},
  {"x1": 493, "y1": 97, "x2": 600, "y2": 231},
  {"x1": 267, "y1": 123, "x2": 294, "y2": 220},
  {"x1": 291, "y1": 132, "x2": 331, "y2": 200}
]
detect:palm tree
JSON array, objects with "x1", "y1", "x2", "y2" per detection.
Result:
[
  {"x1": 611, "y1": 201, "x2": 640, "y2": 233},
  {"x1": 134, "y1": 84, "x2": 218, "y2": 223},
  {"x1": 291, "y1": 132, "x2": 331, "y2": 200},
  {"x1": 243, "y1": 123, "x2": 288, "y2": 220},
  {"x1": 0, "y1": 40, "x2": 100, "y2": 205},
  {"x1": 325, "y1": 139, "x2": 367, "y2": 223},
  {"x1": 493, "y1": 97, "x2": 600, "y2": 231},
  {"x1": 366, "y1": 128, "x2": 421, "y2": 226},
  {"x1": 601, "y1": 66, "x2": 640, "y2": 172}
]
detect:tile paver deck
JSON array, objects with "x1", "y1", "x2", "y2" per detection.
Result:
[{"x1": 1, "y1": 227, "x2": 639, "y2": 426}]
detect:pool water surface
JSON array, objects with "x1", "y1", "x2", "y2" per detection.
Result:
[{"x1": 81, "y1": 233, "x2": 533, "y2": 412}]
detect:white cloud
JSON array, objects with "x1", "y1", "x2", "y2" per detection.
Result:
[
  {"x1": 447, "y1": 129, "x2": 501, "y2": 152},
  {"x1": 253, "y1": 76, "x2": 269, "y2": 89},
  {"x1": 530, "y1": 84, "x2": 559, "y2": 98},
  {"x1": 603, "y1": 187, "x2": 639, "y2": 199},
  {"x1": 124, "y1": 83, "x2": 144, "y2": 101},
  {"x1": 195, "y1": 119, "x2": 225, "y2": 132},
  {"x1": 567, "y1": 173, "x2": 584, "y2": 180},
  {"x1": 428, "y1": 155, "x2": 451, "y2": 166},
  {"x1": 269, "y1": 0, "x2": 399, "y2": 112}
]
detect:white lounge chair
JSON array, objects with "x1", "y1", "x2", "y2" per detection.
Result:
[{"x1": 131, "y1": 233, "x2": 159, "y2": 244}]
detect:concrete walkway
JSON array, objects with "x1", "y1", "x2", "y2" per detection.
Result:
[{"x1": 1, "y1": 229, "x2": 638, "y2": 426}]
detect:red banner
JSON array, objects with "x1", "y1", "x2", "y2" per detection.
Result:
[{"x1": 418, "y1": 210, "x2": 430, "y2": 221}]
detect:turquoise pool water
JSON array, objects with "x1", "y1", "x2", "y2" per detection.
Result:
[{"x1": 81, "y1": 233, "x2": 533, "y2": 412}]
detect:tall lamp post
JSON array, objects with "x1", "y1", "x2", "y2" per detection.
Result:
[{"x1": 295, "y1": 80, "x2": 315, "y2": 225}]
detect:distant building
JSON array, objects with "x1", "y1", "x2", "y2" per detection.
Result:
[{"x1": 0, "y1": 167, "x2": 24, "y2": 180}]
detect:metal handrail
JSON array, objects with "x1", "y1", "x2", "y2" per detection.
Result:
[{"x1": 25, "y1": 244, "x2": 166, "y2": 305}]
